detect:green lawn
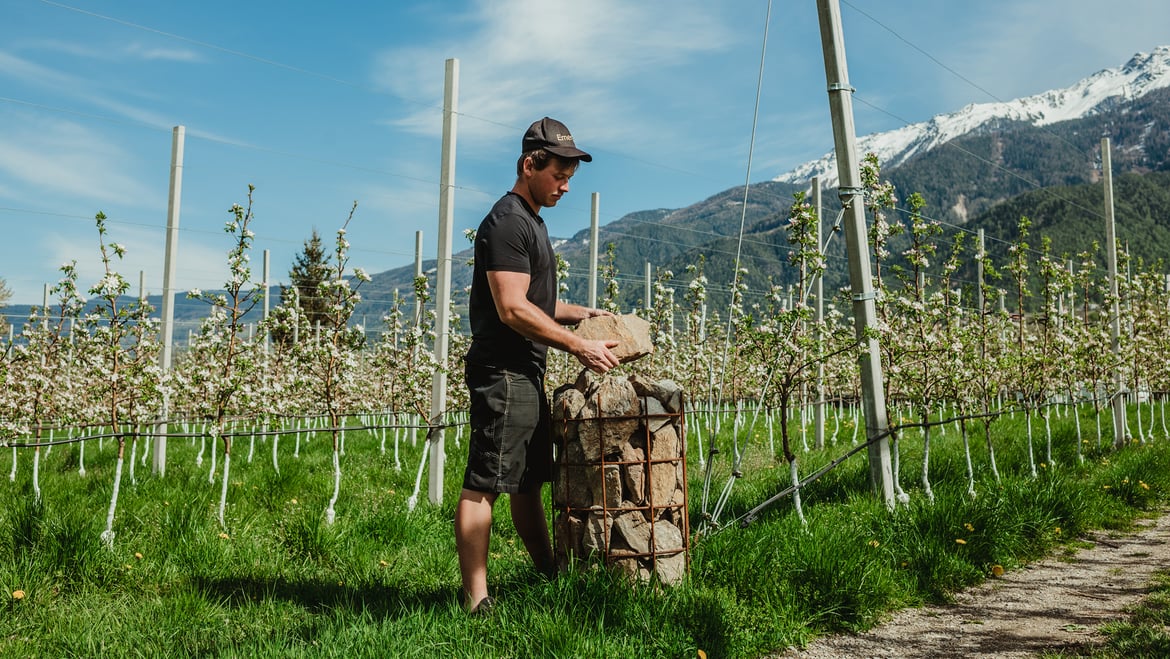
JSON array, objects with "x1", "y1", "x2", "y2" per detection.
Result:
[{"x1": 4, "y1": 404, "x2": 1170, "y2": 658}]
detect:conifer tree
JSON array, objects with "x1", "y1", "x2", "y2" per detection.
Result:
[
  {"x1": 284, "y1": 229, "x2": 332, "y2": 331},
  {"x1": 274, "y1": 229, "x2": 331, "y2": 345}
]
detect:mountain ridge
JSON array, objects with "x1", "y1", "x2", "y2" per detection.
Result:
[
  {"x1": 7, "y1": 47, "x2": 1169, "y2": 332},
  {"x1": 775, "y1": 46, "x2": 1170, "y2": 187}
]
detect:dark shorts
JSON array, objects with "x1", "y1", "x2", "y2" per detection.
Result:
[{"x1": 463, "y1": 363, "x2": 552, "y2": 494}]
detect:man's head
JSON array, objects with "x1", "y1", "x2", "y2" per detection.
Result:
[{"x1": 513, "y1": 117, "x2": 590, "y2": 209}]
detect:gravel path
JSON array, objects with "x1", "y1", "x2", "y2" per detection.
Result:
[{"x1": 774, "y1": 511, "x2": 1170, "y2": 658}]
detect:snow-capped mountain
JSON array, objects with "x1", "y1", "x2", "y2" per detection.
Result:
[{"x1": 775, "y1": 46, "x2": 1170, "y2": 187}]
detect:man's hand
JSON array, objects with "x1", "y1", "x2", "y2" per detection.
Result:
[
  {"x1": 583, "y1": 307, "x2": 616, "y2": 319},
  {"x1": 555, "y1": 301, "x2": 616, "y2": 325},
  {"x1": 574, "y1": 339, "x2": 620, "y2": 374}
]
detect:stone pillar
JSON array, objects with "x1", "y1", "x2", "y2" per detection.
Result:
[{"x1": 552, "y1": 372, "x2": 689, "y2": 585}]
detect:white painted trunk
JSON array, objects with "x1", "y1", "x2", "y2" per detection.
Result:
[
  {"x1": 921, "y1": 423, "x2": 934, "y2": 503},
  {"x1": 790, "y1": 459, "x2": 805, "y2": 525},
  {"x1": 217, "y1": 453, "x2": 231, "y2": 528},
  {"x1": 407, "y1": 438, "x2": 430, "y2": 512},
  {"x1": 1044, "y1": 411, "x2": 1054, "y2": 468},
  {"x1": 961, "y1": 419, "x2": 976, "y2": 498},
  {"x1": 325, "y1": 448, "x2": 341, "y2": 524},
  {"x1": 33, "y1": 447, "x2": 42, "y2": 503},
  {"x1": 208, "y1": 428, "x2": 218, "y2": 485},
  {"x1": 101, "y1": 451, "x2": 125, "y2": 547},
  {"x1": 1025, "y1": 409, "x2": 1037, "y2": 478},
  {"x1": 129, "y1": 436, "x2": 138, "y2": 487}
]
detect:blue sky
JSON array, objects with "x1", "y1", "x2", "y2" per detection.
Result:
[{"x1": 2, "y1": 0, "x2": 1168, "y2": 308}]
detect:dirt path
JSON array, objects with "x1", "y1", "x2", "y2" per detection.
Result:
[{"x1": 775, "y1": 511, "x2": 1170, "y2": 658}]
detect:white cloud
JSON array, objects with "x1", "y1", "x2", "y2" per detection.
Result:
[
  {"x1": 15, "y1": 38, "x2": 203, "y2": 63},
  {"x1": 0, "y1": 115, "x2": 154, "y2": 207},
  {"x1": 372, "y1": 0, "x2": 736, "y2": 151},
  {"x1": 122, "y1": 42, "x2": 203, "y2": 63},
  {"x1": 0, "y1": 50, "x2": 178, "y2": 129}
]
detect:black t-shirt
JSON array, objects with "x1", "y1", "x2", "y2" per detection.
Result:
[{"x1": 465, "y1": 192, "x2": 557, "y2": 372}]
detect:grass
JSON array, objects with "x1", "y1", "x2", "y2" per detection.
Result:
[{"x1": 3, "y1": 403, "x2": 1170, "y2": 658}]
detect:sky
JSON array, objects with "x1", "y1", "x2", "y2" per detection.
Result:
[{"x1": 1, "y1": 0, "x2": 1169, "y2": 310}]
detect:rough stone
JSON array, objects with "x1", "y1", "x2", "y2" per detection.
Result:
[
  {"x1": 650, "y1": 462, "x2": 677, "y2": 510},
  {"x1": 613, "y1": 511, "x2": 652, "y2": 554},
  {"x1": 576, "y1": 376, "x2": 639, "y2": 461},
  {"x1": 613, "y1": 513, "x2": 685, "y2": 555},
  {"x1": 554, "y1": 513, "x2": 584, "y2": 564},
  {"x1": 589, "y1": 464, "x2": 622, "y2": 507},
  {"x1": 612, "y1": 557, "x2": 652, "y2": 583},
  {"x1": 552, "y1": 386, "x2": 586, "y2": 421},
  {"x1": 622, "y1": 444, "x2": 646, "y2": 504},
  {"x1": 629, "y1": 374, "x2": 684, "y2": 413},
  {"x1": 574, "y1": 313, "x2": 654, "y2": 364},
  {"x1": 554, "y1": 440, "x2": 591, "y2": 509},
  {"x1": 642, "y1": 395, "x2": 672, "y2": 432},
  {"x1": 649, "y1": 423, "x2": 680, "y2": 462},
  {"x1": 652, "y1": 520, "x2": 685, "y2": 552},
  {"x1": 582, "y1": 509, "x2": 612, "y2": 554},
  {"x1": 654, "y1": 552, "x2": 687, "y2": 586}
]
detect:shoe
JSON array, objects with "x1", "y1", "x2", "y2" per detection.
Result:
[
  {"x1": 537, "y1": 558, "x2": 558, "y2": 580},
  {"x1": 468, "y1": 596, "x2": 495, "y2": 616}
]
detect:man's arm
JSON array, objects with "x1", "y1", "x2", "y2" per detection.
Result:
[{"x1": 487, "y1": 270, "x2": 619, "y2": 373}]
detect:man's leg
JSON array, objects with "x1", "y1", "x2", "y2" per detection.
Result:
[
  {"x1": 510, "y1": 488, "x2": 554, "y2": 575},
  {"x1": 455, "y1": 488, "x2": 497, "y2": 609}
]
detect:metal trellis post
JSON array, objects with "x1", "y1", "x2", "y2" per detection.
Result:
[
  {"x1": 815, "y1": 0, "x2": 894, "y2": 507},
  {"x1": 429, "y1": 58, "x2": 458, "y2": 505}
]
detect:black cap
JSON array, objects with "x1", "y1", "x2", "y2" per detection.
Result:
[{"x1": 522, "y1": 117, "x2": 592, "y2": 162}]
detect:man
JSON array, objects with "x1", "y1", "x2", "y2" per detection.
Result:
[{"x1": 456, "y1": 117, "x2": 619, "y2": 614}]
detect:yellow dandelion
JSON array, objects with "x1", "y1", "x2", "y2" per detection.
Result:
[
  {"x1": 163, "y1": 501, "x2": 170, "y2": 506},
  {"x1": 1140, "y1": 481, "x2": 1150, "y2": 490},
  {"x1": 1123, "y1": 478, "x2": 1130, "y2": 484},
  {"x1": 218, "y1": 532, "x2": 230, "y2": 540},
  {"x1": 134, "y1": 552, "x2": 143, "y2": 560},
  {"x1": 955, "y1": 538, "x2": 967, "y2": 545},
  {"x1": 1040, "y1": 463, "x2": 1047, "y2": 469},
  {"x1": 378, "y1": 560, "x2": 389, "y2": 567},
  {"x1": 1054, "y1": 527, "x2": 1061, "y2": 535},
  {"x1": 1103, "y1": 485, "x2": 1112, "y2": 490},
  {"x1": 964, "y1": 523, "x2": 975, "y2": 532},
  {"x1": 699, "y1": 651, "x2": 708, "y2": 659},
  {"x1": 868, "y1": 540, "x2": 880, "y2": 548},
  {"x1": 991, "y1": 565, "x2": 1005, "y2": 577},
  {"x1": 12, "y1": 590, "x2": 25, "y2": 601}
]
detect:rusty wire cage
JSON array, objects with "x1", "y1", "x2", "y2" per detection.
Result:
[{"x1": 551, "y1": 375, "x2": 689, "y2": 585}]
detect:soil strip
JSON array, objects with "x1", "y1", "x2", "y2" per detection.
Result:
[{"x1": 777, "y1": 511, "x2": 1170, "y2": 658}]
